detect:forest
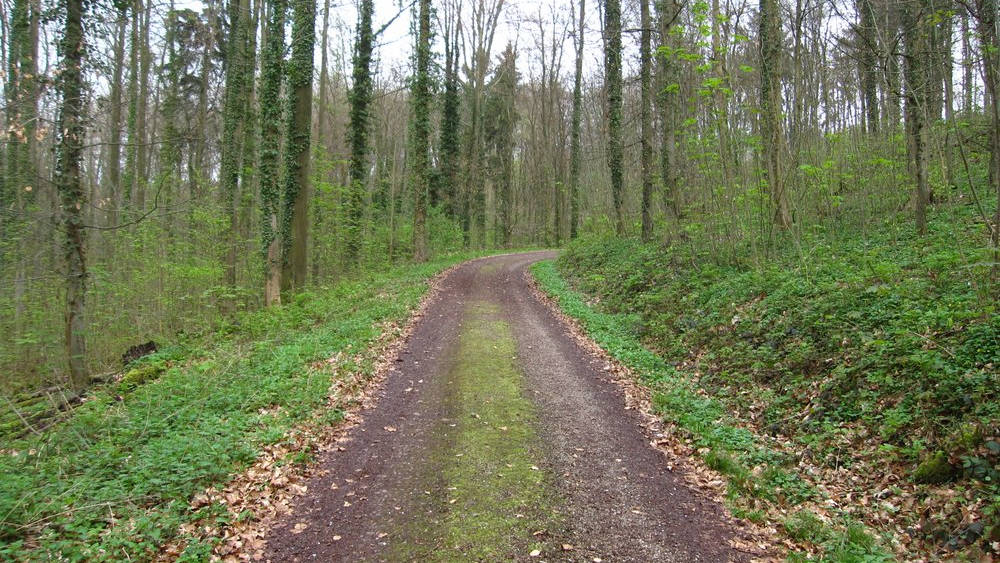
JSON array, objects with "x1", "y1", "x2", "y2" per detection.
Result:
[{"x1": 1, "y1": 0, "x2": 998, "y2": 557}]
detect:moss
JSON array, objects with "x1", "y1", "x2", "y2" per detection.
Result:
[
  {"x1": 117, "y1": 362, "x2": 166, "y2": 393},
  {"x1": 392, "y1": 301, "x2": 562, "y2": 560},
  {"x1": 913, "y1": 451, "x2": 956, "y2": 484}
]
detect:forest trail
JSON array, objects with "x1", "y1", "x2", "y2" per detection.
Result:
[{"x1": 264, "y1": 252, "x2": 749, "y2": 562}]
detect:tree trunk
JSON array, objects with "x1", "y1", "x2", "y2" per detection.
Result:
[
  {"x1": 858, "y1": 0, "x2": 879, "y2": 134},
  {"x1": 260, "y1": 0, "x2": 286, "y2": 305},
  {"x1": 640, "y1": 0, "x2": 653, "y2": 241},
  {"x1": 55, "y1": 0, "x2": 88, "y2": 389},
  {"x1": 760, "y1": 0, "x2": 793, "y2": 229},
  {"x1": 220, "y1": 0, "x2": 250, "y2": 287},
  {"x1": 604, "y1": 0, "x2": 625, "y2": 235},
  {"x1": 347, "y1": 0, "x2": 375, "y2": 263},
  {"x1": 439, "y1": 0, "x2": 462, "y2": 220},
  {"x1": 105, "y1": 7, "x2": 127, "y2": 227},
  {"x1": 975, "y1": 0, "x2": 1000, "y2": 282},
  {"x1": 283, "y1": 0, "x2": 315, "y2": 289},
  {"x1": 903, "y1": 0, "x2": 931, "y2": 235},
  {"x1": 411, "y1": 0, "x2": 431, "y2": 261},
  {"x1": 569, "y1": 0, "x2": 585, "y2": 239},
  {"x1": 657, "y1": 0, "x2": 681, "y2": 218}
]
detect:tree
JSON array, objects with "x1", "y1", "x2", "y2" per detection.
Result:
[
  {"x1": 54, "y1": 0, "x2": 88, "y2": 389},
  {"x1": 105, "y1": 1, "x2": 128, "y2": 226},
  {"x1": 259, "y1": 0, "x2": 286, "y2": 306},
  {"x1": 438, "y1": 0, "x2": 463, "y2": 219},
  {"x1": 656, "y1": 0, "x2": 681, "y2": 219},
  {"x1": 569, "y1": 0, "x2": 585, "y2": 239},
  {"x1": 640, "y1": 0, "x2": 654, "y2": 241},
  {"x1": 347, "y1": 0, "x2": 376, "y2": 263},
  {"x1": 3, "y1": 0, "x2": 39, "y2": 231},
  {"x1": 283, "y1": 0, "x2": 315, "y2": 288},
  {"x1": 411, "y1": 0, "x2": 432, "y2": 261},
  {"x1": 486, "y1": 45, "x2": 517, "y2": 247},
  {"x1": 219, "y1": 0, "x2": 251, "y2": 286},
  {"x1": 856, "y1": 0, "x2": 879, "y2": 134},
  {"x1": 462, "y1": 0, "x2": 506, "y2": 246},
  {"x1": 604, "y1": 0, "x2": 625, "y2": 235},
  {"x1": 902, "y1": 0, "x2": 931, "y2": 235},
  {"x1": 973, "y1": 0, "x2": 1000, "y2": 281},
  {"x1": 759, "y1": 0, "x2": 793, "y2": 229}
]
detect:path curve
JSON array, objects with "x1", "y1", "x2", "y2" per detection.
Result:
[{"x1": 265, "y1": 252, "x2": 749, "y2": 562}]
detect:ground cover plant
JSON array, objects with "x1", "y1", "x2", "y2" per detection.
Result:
[
  {"x1": 0, "y1": 252, "x2": 480, "y2": 561},
  {"x1": 533, "y1": 203, "x2": 999, "y2": 560}
]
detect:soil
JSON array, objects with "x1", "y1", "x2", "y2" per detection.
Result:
[{"x1": 264, "y1": 252, "x2": 755, "y2": 562}]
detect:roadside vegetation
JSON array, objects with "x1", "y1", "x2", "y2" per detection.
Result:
[
  {"x1": 0, "y1": 254, "x2": 475, "y2": 561},
  {"x1": 534, "y1": 203, "x2": 998, "y2": 560}
]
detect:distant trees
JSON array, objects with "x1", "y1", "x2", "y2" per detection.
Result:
[{"x1": 6, "y1": 0, "x2": 1000, "y2": 391}]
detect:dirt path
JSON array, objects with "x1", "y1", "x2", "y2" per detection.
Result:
[{"x1": 265, "y1": 252, "x2": 751, "y2": 562}]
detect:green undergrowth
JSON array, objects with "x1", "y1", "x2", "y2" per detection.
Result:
[
  {"x1": 394, "y1": 301, "x2": 560, "y2": 560},
  {"x1": 535, "y1": 203, "x2": 999, "y2": 559},
  {"x1": 0, "y1": 251, "x2": 486, "y2": 561},
  {"x1": 531, "y1": 260, "x2": 892, "y2": 561}
]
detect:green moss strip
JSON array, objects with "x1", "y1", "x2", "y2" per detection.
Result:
[{"x1": 394, "y1": 301, "x2": 560, "y2": 561}]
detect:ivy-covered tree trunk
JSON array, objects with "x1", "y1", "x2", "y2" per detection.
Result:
[
  {"x1": 347, "y1": 0, "x2": 375, "y2": 264},
  {"x1": 604, "y1": 0, "x2": 625, "y2": 235},
  {"x1": 484, "y1": 44, "x2": 517, "y2": 248},
  {"x1": 283, "y1": 0, "x2": 315, "y2": 289},
  {"x1": 569, "y1": 0, "x2": 585, "y2": 239},
  {"x1": 411, "y1": 0, "x2": 432, "y2": 261},
  {"x1": 759, "y1": 0, "x2": 793, "y2": 229},
  {"x1": 220, "y1": 0, "x2": 251, "y2": 287},
  {"x1": 640, "y1": 0, "x2": 653, "y2": 241},
  {"x1": 259, "y1": 0, "x2": 286, "y2": 306},
  {"x1": 439, "y1": 1, "x2": 462, "y2": 220},
  {"x1": 54, "y1": 0, "x2": 88, "y2": 389}
]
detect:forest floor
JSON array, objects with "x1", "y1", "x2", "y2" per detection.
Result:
[{"x1": 263, "y1": 251, "x2": 763, "y2": 562}]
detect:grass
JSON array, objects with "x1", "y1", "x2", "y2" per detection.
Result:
[
  {"x1": 531, "y1": 259, "x2": 893, "y2": 561},
  {"x1": 534, "y1": 202, "x2": 1000, "y2": 559},
  {"x1": 0, "y1": 251, "x2": 483, "y2": 561},
  {"x1": 393, "y1": 301, "x2": 561, "y2": 560}
]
